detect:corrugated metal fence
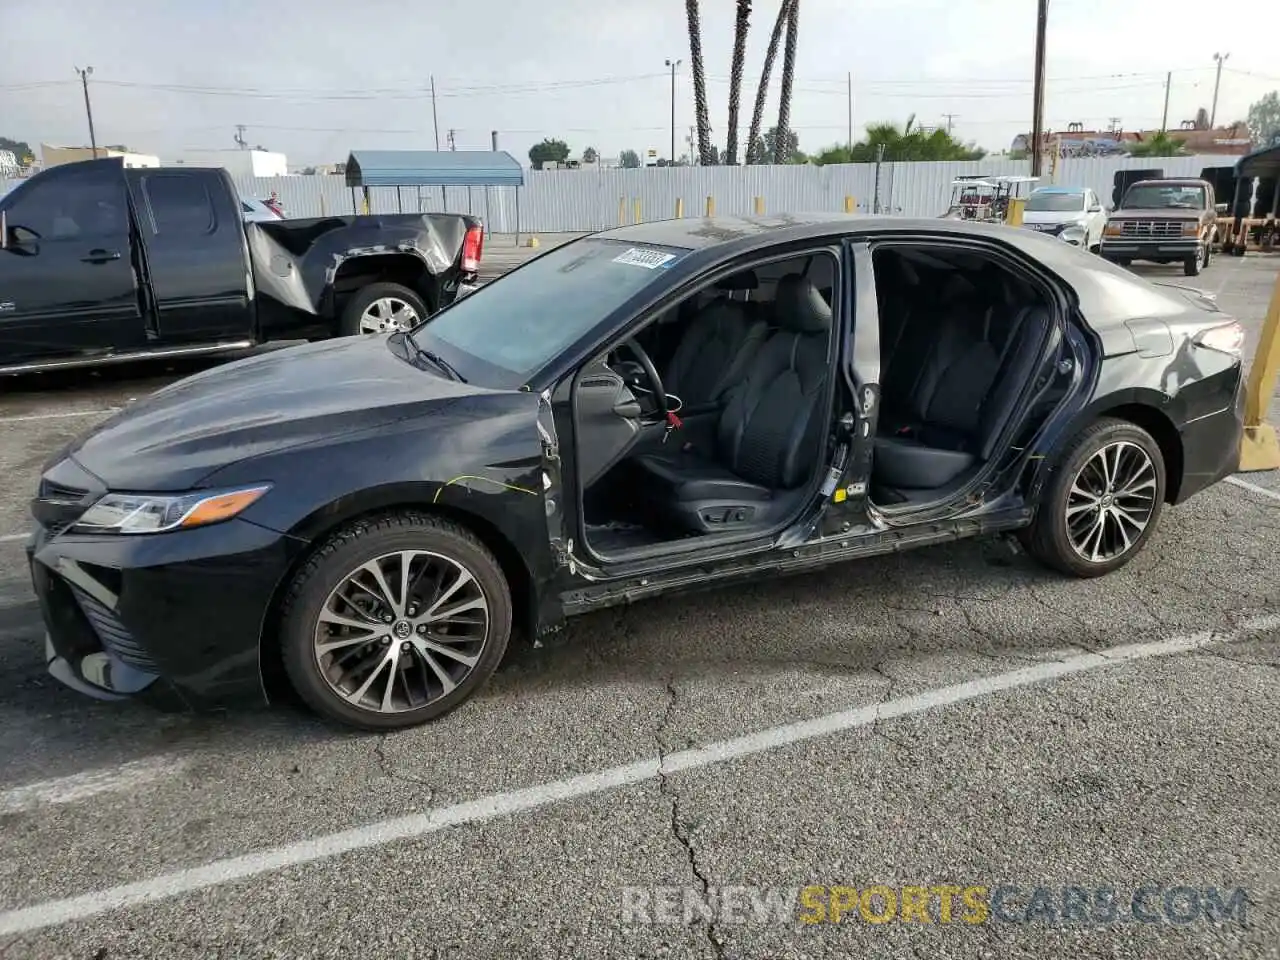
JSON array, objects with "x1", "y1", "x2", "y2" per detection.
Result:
[{"x1": 1, "y1": 154, "x2": 1227, "y2": 234}]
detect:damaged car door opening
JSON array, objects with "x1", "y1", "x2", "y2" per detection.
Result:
[{"x1": 25, "y1": 214, "x2": 1247, "y2": 730}]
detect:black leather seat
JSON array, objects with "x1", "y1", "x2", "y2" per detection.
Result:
[
  {"x1": 663, "y1": 298, "x2": 768, "y2": 410},
  {"x1": 632, "y1": 274, "x2": 832, "y2": 534},
  {"x1": 873, "y1": 303, "x2": 1052, "y2": 491}
]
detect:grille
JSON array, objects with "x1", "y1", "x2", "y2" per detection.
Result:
[
  {"x1": 69, "y1": 584, "x2": 158, "y2": 671},
  {"x1": 1119, "y1": 220, "x2": 1185, "y2": 239}
]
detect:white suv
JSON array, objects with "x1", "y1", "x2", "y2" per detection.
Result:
[{"x1": 1022, "y1": 186, "x2": 1107, "y2": 251}]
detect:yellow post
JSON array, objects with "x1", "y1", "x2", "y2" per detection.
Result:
[
  {"x1": 361, "y1": 187, "x2": 370, "y2": 215},
  {"x1": 1005, "y1": 197, "x2": 1026, "y2": 227},
  {"x1": 633, "y1": 198, "x2": 641, "y2": 223},
  {"x1": 705, "y1": 196, "x2": 715, "y2": 217},
  {"x1": 675, "y1": 197, "x2": 684, "y2": 219},
  {"x1": 754, "y1": 196, "x2": 765, "y2": 215},
  {"x1": 843, "y1": 195, "x2": 855, "y2": 214},
  {"x1": 618, "y1": 196, "x2": 626, "y2": 225},
  {"x1": 1239, "y1": 266, "x2": 1280, "y2": 471}
]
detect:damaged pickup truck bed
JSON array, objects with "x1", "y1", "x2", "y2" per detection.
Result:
[{"x1": 0, "y1": 157, "x2": 483, "y2": 375}]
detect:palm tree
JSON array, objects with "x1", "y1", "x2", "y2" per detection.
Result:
[
  {"x1": 745, "y1": 0, "x2": 792, "y2": 164},
  {"x1": 685, "y1": 0, "x2": 713, "y2": 165},
  {"x1": 1128, "y1": 131, "x2": 1188, "y2": 157},
  {"x1": 724, "y1": 0, "x2": 752, "y2": 165},
  {"x1": 773, "y1": 0, "x2": 800, "y2": 163}
]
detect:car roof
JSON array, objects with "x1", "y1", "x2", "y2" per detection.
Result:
[
  {"x1": 593, "y1": 214, "x2": 1037, "y2": 251},
  {"x1": 1032, "y1": 186, "x2": 1085, "y2": 193}
]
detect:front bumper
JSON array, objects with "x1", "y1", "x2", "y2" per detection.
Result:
[
  {"x1": 27, "y1": 518, "x2": 305, "y2": 709},
  {"x1": 1100, "y1": 238, "x2": 1201, "y2": 261}
]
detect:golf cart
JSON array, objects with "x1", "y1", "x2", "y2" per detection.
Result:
[{"x1": 941, "y1": 175, "x2": 1039, "y2": 222}]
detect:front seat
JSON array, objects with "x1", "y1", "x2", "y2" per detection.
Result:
[
  {"x1": 663, "y1": 297, "x2": 768, "y2": 410},
  {"x1": 632, "y1": 274, "x2": 832, "y2": 534}
]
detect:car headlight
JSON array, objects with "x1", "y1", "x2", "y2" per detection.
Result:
[
  {"x1": 1061, "y1": 225, "x2": 1087, "y2": 245},
  {"x1": 73, "y1": 484, "x2": 271, "y2": 535}
]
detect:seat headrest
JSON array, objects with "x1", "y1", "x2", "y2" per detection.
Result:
[
  {"x1": 774, "y1": 274, "x2": 832, "y2": 333},
  {"x1": 716, "y1": 269, "x2": 759, "y2": 291}
]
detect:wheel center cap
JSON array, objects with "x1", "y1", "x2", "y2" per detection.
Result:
[
  {"x1": 1100, "y1": 494, "x2": 1114, "y2": 508},
  {"x1": 392, "y1": 620, "x2": 413, "y2": 640}
]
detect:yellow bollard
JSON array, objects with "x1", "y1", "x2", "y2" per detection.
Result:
[
  {"x1": 1005, "y1": 197, "x2": 1026, "y2": 227},
  {"x1": 526, "y1": 235, "x2": 540, "y2": 249},
  {"x1": 675, "y1": 197, "x2": 684, "y2": 219},
  {"x1": 1239, "y1": 266, "x2": 1280, "y2": 471},
  {"x1": 633, "y1": 198, "x2": 641, "y2": 224},
  {"x1": 754, "y1": 196, "x2": 764, "y2": 215},
  {"x1": 705, "y1": 196, "x2": 715, "y2": 217},
  {"x1": 618, "y1": 196, "x2": 626, "y2": 226},
  {"x1": 844, "y1": 195, "x2": 855, "y2": 214}
]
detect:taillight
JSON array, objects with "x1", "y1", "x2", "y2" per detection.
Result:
[
  {"x1": 1195, "y1": 320, "x2": 1245, "y2": 356},
  {"x1": 461, "y1": 225, "x2": 483, "y2": 273}
]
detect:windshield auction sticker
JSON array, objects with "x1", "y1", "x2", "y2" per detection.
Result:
[{"x1": 613, "y1": 247, "x2": 678, "y2": 270}]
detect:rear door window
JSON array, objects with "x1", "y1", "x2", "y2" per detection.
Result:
[{"x1": 141, "y1": 174, "x2": 216, "y2": 236}]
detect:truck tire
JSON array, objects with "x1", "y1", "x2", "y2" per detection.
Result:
[
  {"x1": 339, "y1": 283, "x2": 429, "y2": 337},
  {"x1": 1183, "y1": 245, "x2": 1205, "y2": 277}
]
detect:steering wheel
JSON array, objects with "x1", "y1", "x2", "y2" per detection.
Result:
[{"x1": 620, "y1": 340, "x2": 669, "y2": 419}]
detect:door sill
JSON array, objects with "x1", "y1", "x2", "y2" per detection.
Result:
[{"x1": 0, "y1": 340, "x2": 256, "y2": 377}]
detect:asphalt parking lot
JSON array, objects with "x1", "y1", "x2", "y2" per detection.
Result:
[{"x1": 0, "y1": 248, "x2": 1277, "y2": 959}]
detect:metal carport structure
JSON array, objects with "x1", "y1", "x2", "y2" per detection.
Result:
[
  {"x1": 344, "y1": 150, "x2": 526, "y2": 238},
  {"x1": 1235, "y1": 142, "x2": 1280, "y2": 219}
]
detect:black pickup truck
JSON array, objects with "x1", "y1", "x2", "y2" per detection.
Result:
[{"x1": 0, "y1": 158, "x2": 483, "y2": 375}]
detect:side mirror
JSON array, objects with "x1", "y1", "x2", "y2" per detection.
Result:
[{"x1": 1215, "y1": 203, "x2": 1228, "y2": 215}]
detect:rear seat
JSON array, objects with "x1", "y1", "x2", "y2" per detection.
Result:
[{"x1": 873, "y1": 273, "x2": 1052, "y2": 491}]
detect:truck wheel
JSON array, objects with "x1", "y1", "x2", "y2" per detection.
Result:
[
  {"x1": 340, "y1": 283, "x2": 429, "y2": 337},
  {"x1": 279, "y1": 512, "x2": 512, "y2": 730},
  {"x1": 1183, "y1": 246, "x2": 1204, "y2": 277}
]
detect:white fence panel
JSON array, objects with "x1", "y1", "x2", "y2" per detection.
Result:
[{"x1": 0, "y1": 154, "x2": 1236, "y2": 233}]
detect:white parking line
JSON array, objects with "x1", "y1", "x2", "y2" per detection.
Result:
[
  {"x1": 2, "y1": 612, "x2": 1277, "y2": 937},
  {"x1": 0, "y1": 755, "x2": 185, "y2": 817},
  {"x1": 1226, "y1": 475, "x2": 1280, "y2": 503},
  {"x1": 0, "y1": 408, "x2": 119, "y2": 424},
  {"x1": 0, "y1": 533, "x2": 28, "y2": 544}
]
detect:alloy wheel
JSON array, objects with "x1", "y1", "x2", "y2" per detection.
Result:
[
  {"x1": 359, "y1": 297, "x2": 419, "y2": 334},
  {"x1": 1064, "y1": 440, "x2": 1157, "y2": 563},
  {"x1": 312, "y1": 550, "x2": 490, "y2": 714}
]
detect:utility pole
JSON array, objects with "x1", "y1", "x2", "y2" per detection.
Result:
[
  {"x1": 430, "y1": 75, "x2": 440, "y2": 151},
  {"x1": 1210, "y1": 52, "x2": 1229, "y2": 128},
  {"x1": 491, "y1": 130, "x2": 499, "y2": 152},
  {"x1": 447, "y1": 129, "x2": 457, "y2": 151},
  {"x1": 847, "y1": 72, "x2": 853, "y2": 151},
  {"x1": 74, "y1": 66, "x2": 98, "y2": 158},
  {"x1": 1161, "y1": 71, "x2": 1172, "y2": 133},
  {"x1": 234, "y1": 124, "x2": 248, "y2": 150},
  {"x1": 665, "y1": 59, "x2": 681, "y2": 164},
  {"x1": 942, "y1": 113, "x2": 958, "y2": 136},
  {"x1": 1029, "y1": 0, "x2": 1049, "y2": 178}
]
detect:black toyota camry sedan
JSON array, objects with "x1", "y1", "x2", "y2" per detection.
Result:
[{"x1": 27, "y1": 215, "x2": 1246, "y2": 729}]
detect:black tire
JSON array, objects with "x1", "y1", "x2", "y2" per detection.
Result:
[
  {"x1": 1183, "y1": 246, "x2": 1204, "y2": 277},
  {"x1": 1020, "y1": 418, "x2": 1167, "y2": 578},
  {"x1": 1115, "y1": 257, "x2": 1131, "y2": 267},
  {"x1": 338, "y1": 282, "x2": 429, "y2": 338},
  {"x1": 279, "y1": 512, "x2": 512, "y2": 730}
]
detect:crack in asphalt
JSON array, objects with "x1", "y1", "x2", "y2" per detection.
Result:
[
  {"x1": 373, "y1": 735, "x2": 437, "y2": 800},
  {"x1": 655, "y1": 679, "x2": 726, "y2": 960},
  {"x1": 868, "y1": 664, "x2": 913, "y2": 755}
]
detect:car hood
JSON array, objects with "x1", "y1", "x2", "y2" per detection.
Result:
[
  {"x1": 65, "y1": 336, "x2": 500, "y2": 491},
  {"x1": 1023, "y1": 210, "x2": 1085, "y2": 225}
]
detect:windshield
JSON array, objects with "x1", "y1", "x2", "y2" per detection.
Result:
[
  {"x1": 1027, "y1": 191, "x2": 1085, "y2": 212},
  {"x1": 412, "y1": 238, "x2": 689, "y2": 388},
  {"x1": 1122, "y1": 184, "x2": 1206, "y2": 210}
]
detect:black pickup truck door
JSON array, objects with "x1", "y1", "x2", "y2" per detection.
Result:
[
  {"x1": 126, "y1": 169, "x2": 252, "y2": 343},
  {"x1": 0, "y1": 159, "x2": 144, "y2": 364}
]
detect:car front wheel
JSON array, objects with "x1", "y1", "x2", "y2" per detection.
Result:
[
  {"x1": 1021, "y1": 418, "x2": 1166, "y2": 578},
  {"x1": 279, "y1": 513, "x2": 512, "y2": 730},
  {"x1": 1184, "y1": 244, "x2": 1205, "y2": 277}
]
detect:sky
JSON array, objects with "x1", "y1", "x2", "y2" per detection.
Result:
[{"x1": 2, "y1": 0, "x2": 1278, "y2": 169}]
